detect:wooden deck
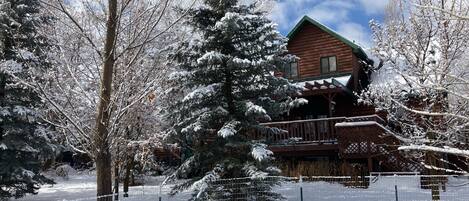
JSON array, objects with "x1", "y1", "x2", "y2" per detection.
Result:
[
  {"x1": 256, "y1": 115, "x2": 385, "y2": 154},
  {"x1": 258, "y1": 114, "x2": 422, "y2": 172}
]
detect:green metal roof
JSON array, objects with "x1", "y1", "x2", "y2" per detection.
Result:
[{"x1": 287, "y1": 16, "x2": 372, "y2": 63}]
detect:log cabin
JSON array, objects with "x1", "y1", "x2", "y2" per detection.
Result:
[
  {"x1": 155, "y1": 16, "x2": 423, "y2": 177},
  {"x1": 260, "y1": 16, "x2": 422, "y2": 176}
]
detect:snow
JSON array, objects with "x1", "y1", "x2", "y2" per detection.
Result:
[
  {"x1": 18, "y1": 173, "x2": 469, "y2": 201},
  {"x1": 294, "y1": 75, "x2": 351, "y2": 90},
  {"x1": 18, "y1": 172, "x2": 191, "y2": 201},
  {"x1": 245, "y1": 101, "x2": 268, "y2": 118},
  {"x1": 398, "y1": 145, "x2": 469, "y2": 157},
  {"x1": 182, "y1": 83, "x2": 219, "y2": 102},
  {"x1": 335, "y1": 121, "x2": 378, "y2": 127},
  {"x1": 335, "y1": 120, "x2": 413, "y2": 143},
  {"x1": 333, "y1": 75, "x2": 352, "y2": 86},
  {"x1": 277, "y1": 176, "x2": 469, "y2": 201},
  {"x1": 1, "y1": 60, "x2": 23, "y2": 74},
  {"x1": 13, "y1": 105, "x2": 35, "y2": 116},
  {"x1": 251, "y1": 143, "x2": 273, "y2": 161},
  {"x1": 288, "y1": 98, "x2": 308, "y2": 108},
  {"x1": 243, "y1": 164, "x2": 268, "y2": 178},
  {"x1": 190, "y1": 165, "x2": 223, "y2": 199},
  {"x1": 217, "y1": 120, "x2": 240, "y2": 138},
  {"x1": 196, "y1": 51, "x2": 224, "y2": 64},
  {"x1": 0, "y1": 143, "x2": 7, "y2": 150}
]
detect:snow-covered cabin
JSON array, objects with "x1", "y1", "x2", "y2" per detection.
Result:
[{"x1": 262, "y1": 16, "x2": 422, "y2": 176}]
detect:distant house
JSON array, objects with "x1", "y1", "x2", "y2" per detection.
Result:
[{"x1": 261, "y1": 16, "x2": 422, "y2": 176}]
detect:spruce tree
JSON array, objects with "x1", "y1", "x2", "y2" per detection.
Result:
[
  {"x1": 0, "y1": 0, "x2": 55, "y2": 199},
  {"x1": 164, "y1": 0, "x2": 305, "y2": 200}
]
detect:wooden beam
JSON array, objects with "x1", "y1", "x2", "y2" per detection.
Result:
[
  {"x1": 300, "y1": 88, "x2": 343, "y2": 96},
  {"x1": 368, "y1": 157, "x2": 373, "y2": 172}
]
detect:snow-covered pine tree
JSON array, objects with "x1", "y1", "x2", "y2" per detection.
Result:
[
  {"x1": 163, "y1": 0, "x2": 305, "y2": 200},
  {"x1": 0, "y1": 0, "x2": 55, "y2": 199}
]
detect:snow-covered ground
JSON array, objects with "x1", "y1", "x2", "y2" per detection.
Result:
[
  {"x1": 18, "y1": 171, "x2": 191, "y2": 201},
  {"x1": 276, "y1": 176, "x2": 469, "y2": 201},
  {"x1": 18, "y1": 172, "x2": 469, "y2": 201}
]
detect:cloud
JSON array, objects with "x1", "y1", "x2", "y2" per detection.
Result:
[
  {"x1": 357, "y1": 0, "x2": 390, "y2": 15},
  {"x1": 307, "y1": 1, "x2": 355, "y2": 24},
  {"x1": 270, "y1": 0, "x2": 317, "y2": 32},
  {"x1": 269, "y1": 0, "x2": 379, "y2": 48},
  {"x1": 336, "y1": 22, "x2": 371, "y2": 48},
  {"x1": 270, "y1": 0, "x2": 355, "y2": 34}
]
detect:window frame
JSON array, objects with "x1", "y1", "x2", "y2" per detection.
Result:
[
  {"x1": 284, "y1": 61, "x2": 299, "y2": 79},
  {"x1": 320, "y1": 56, "x2": 337, "y2": 74}
]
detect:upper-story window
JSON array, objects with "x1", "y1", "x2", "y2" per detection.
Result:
[
  {"x1": 320, "y1": 56, "x2": 337, "y2": 74},
  {"x1": 284, "y1": 61, "x2": 298, "y2": 79}
]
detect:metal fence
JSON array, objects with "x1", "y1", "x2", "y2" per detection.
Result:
[
  {"x1": 22, "y1": 173, "x2": 469, "y2": 201},
  {"x1": 205, "y1": 173, "x2": 469, "y2": 201}
]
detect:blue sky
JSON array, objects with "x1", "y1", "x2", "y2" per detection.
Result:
[{"x1": 269, "y1": 0, "x2": 390, "y2": 48}]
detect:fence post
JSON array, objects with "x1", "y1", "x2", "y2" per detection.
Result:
[
  {"x1": 299, "y1": 175, "x2": 303, "y2": 201},
  {"x1": 159, "y1": 182, "x2": 162, "y2": 201},
  {"x1": 394, "y1": 174, "x2": 398, "y2": 201}
]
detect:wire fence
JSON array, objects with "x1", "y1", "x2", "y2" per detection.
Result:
[
  {"x1": 31, "y1": 173, "x2": 469, "y2": 201},
  {"x1": 205, "y1": 173, "x2": 469, "y2": 201}
]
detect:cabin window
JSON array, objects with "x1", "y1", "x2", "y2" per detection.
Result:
[
  {"x1": 284, "y1": 61, "x2": 298, "y2": 79},
  {"x1": 320, "y1": 56, "x2": 337, "y2": 74}
]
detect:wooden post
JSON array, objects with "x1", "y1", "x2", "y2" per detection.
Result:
[
  {"x1": 299, "y1": 175, "x2": 304, "y2": 201},
  {"x1": 368, "y1": 157, "x2": 373, "y2": 173},
  {"x1": 367, "y1": 141, "x2": 373, "y2": 172}
]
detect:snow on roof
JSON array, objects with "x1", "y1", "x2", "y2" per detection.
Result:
[
  {"x1": 334, "y1": 75, "x2": 351, "y2": 86},
  {"x1": 294, "y1": 75, "x2": 351, "y2": 90}
]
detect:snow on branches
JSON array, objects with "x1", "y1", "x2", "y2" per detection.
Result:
[
  {"x1": 163, "y1": 0, "x2": 304, "y2": 199},
  {"x1": 362, "y1": 0, "x2": 469, "y2": 173}
]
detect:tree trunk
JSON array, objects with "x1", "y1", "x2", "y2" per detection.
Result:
[
  {"x1": 94, "y1": 0, "x2": 118, "y2": 201},
  {"x1": 0, "y1": 74, "x2": 5, "y2": 141},
  {"x1": 96, "y1": 150, "x2": 112, "y2": 201},
  {"x1": 114, "y1": 163, "x2": 119, "y2": 201}
]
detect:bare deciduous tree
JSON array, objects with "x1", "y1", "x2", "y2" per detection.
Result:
[
  {"x1": 363, "y1": 0, "x2": 469, "y2": 172},
  {"x1": 3, "y1": 0, "x2": 196, "y2": 200}
]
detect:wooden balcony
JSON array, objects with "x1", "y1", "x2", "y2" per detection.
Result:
[
  {"x1": 257, "y1": 115, "x2": 385, "y2": 144},
  {"x1": 256, "y1": 115, "x2": 422, "y2": 172},
  {"x1": 260, "y1": 117, "x2": 346, "y2": 144},
  {"x1": 255, "y1": 115, "x2": 388, "y2": 157}
]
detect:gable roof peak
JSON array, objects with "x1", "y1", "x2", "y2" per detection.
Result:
[{"x1": 287, "y1": 15, "x2": 371, "y2": 63}]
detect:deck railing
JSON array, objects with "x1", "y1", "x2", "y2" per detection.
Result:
[
  {"x1": 258, "y1": 115, "x2": 385, "y2": 144},
  {"x1": 259, "y1": 117, "x2": 346, "y2": 144}
]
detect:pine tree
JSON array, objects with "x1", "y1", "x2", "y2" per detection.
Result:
[
  {"x1": 0, "y1": 0, "x2": 55, "y2": 199},
  {"x1": 164, "y1": 0, "x2": 305, "y2": 200}
]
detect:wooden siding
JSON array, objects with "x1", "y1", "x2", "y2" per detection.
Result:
[{"x1": 288, "y1": 23, "x2": 355, "y2": 79}]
